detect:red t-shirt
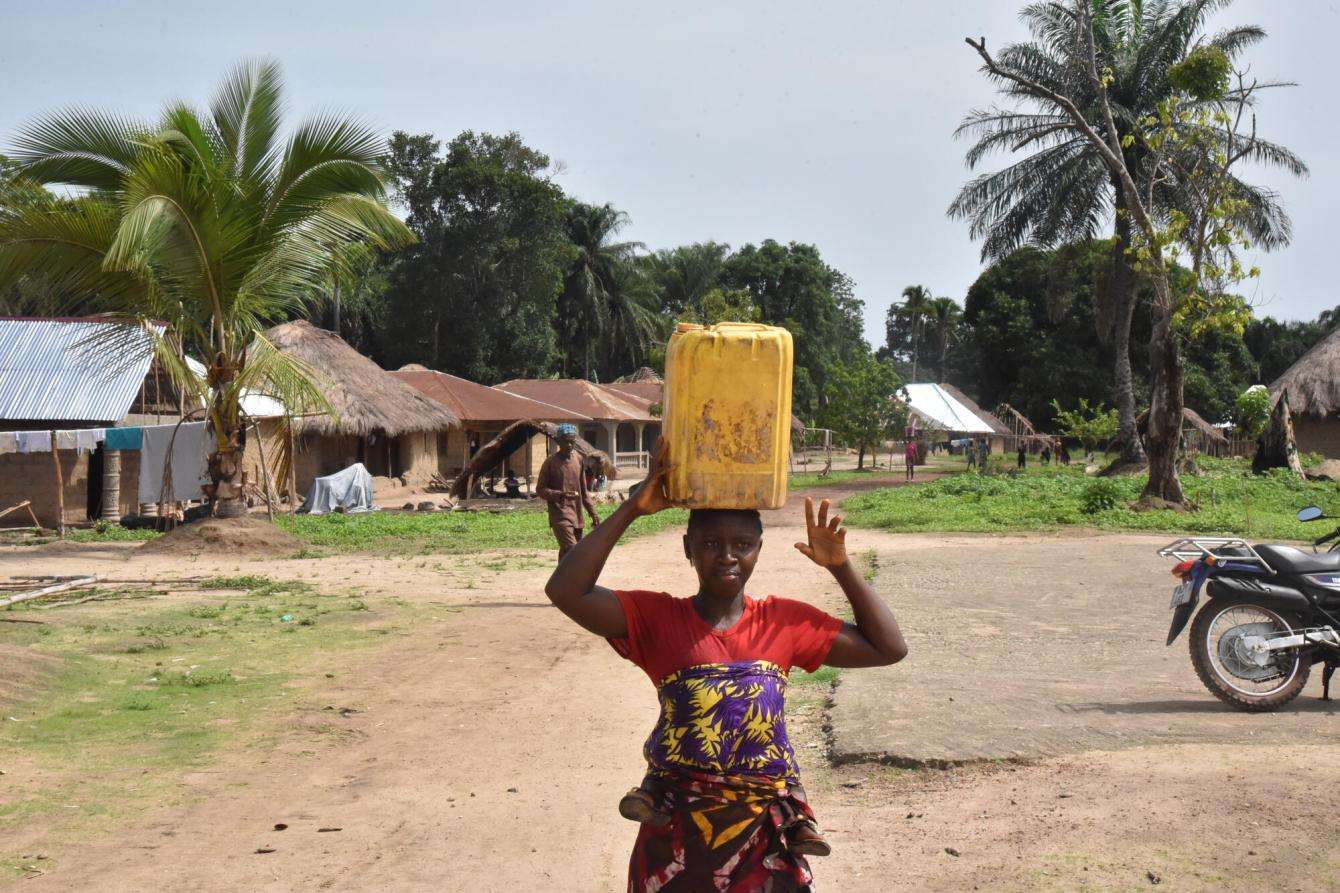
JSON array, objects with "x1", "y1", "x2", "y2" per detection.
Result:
[{"x1": 608, "y1": 590, "x2": 844, "y2": 685}]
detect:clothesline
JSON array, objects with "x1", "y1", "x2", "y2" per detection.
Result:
[{"x1": 0, "y1": 427, "x2": 107, "y2": 455}]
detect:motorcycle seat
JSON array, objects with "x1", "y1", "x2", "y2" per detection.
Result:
[{"x1": 1254, "y1": 544, "x2": 1340, "y2": 575}]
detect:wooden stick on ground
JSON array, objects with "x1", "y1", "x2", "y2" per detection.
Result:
[{"x1": 0, "y1": 576, "x2": 97, "y2": 609}]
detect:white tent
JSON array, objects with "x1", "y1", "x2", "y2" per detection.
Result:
[{"x1": 901, "y1": 383, "x2": 1000, "y2": 435}]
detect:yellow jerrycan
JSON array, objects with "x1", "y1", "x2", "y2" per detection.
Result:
[{"x1": 662, "y1": 322, "x2": 794, "y2": 509}]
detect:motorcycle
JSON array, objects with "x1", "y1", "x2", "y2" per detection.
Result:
[{"x1": 1160, "y1": 506, "x2": 1340, "y2": 712}]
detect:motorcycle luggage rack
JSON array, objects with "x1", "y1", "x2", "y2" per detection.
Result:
[{"x1": 1158, "y1": 537, "x2": 1273, "y2": 572}]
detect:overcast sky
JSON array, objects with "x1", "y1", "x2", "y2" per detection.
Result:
[{"x1": 2, "y1": 1, "x2": 1332, "y2": 345}]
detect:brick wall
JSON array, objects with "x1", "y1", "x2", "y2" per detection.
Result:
[{"x1": 0, "y1": 448, "x2": 141, "y2": 528}]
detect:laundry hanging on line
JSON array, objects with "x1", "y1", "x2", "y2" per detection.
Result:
[
  {"x1": 138, "y1": 421, "x2": 211, "y2": 505},
  {"x1": 104, "y1": 427, "x2": 143, "y2": 450}
]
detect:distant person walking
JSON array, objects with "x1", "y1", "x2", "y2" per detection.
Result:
[
  {"x1": 537, "y1": 424, "x2": 600, "y2": 559},
  {"x1": 1017, "y1": 444, "x2": 1027, "y2": 470},
  {"x1": 904, "y1": 440, "x2": 918, "y2": 482}
]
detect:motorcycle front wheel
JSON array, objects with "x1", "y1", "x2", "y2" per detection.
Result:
[{"x1": 1188, "y1": 600, "x2": 1310, "y2": 712}]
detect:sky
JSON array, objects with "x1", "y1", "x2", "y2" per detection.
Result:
[{"x1": 2, "y1": 1, "x2": 1334, "y2": 346}]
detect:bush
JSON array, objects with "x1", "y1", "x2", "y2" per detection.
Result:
[{"x1": 1080, "y1": 479, "x2": 1123, "y2": 514}]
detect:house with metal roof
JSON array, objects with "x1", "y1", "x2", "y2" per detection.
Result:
[
  {"x1": 496, "y1": 378, "x2": 662, "y2": 470},
  {"x1": 901, "y1": 382, "x2": 1011, "y2": 452},
  {"x1": 391, "y1": 367, "x2": 592, "y2": 484},
  {"x1": 0, "y1": 317, "x2": 181, "y2": 528}
]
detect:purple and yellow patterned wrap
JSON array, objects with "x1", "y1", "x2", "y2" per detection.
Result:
[{"x1": 645, "y1": 659, "x2": 799, "y2": 782}]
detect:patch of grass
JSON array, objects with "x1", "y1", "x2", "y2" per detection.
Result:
[
  {"x1": 65, "y1": 526, "x2": 160, "y2": 543},
  {"x1": 199, "y1": 575, "x2": 272, "y2": 590},
  {"x1": 842, "y1": 457, "x2": 1332, "y2": 540},
  {"x1": 790, "y1": 470, "x2": 882, "y2": 490},
  {"x1": 274, "y1": 507, "x2": 689, "y2": 555},
  {"x1": 791, "y1": 665, "x2": 842, "y2": 687},
  {"x1": 0, "y1": 583, "x2": 419, "y2": 862}
]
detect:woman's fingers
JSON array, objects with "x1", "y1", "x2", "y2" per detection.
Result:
[
  {"x1": 829, "y1": 514, "x2": 843, "y2": 531},
  {"x1": 794, "y1": 542, "x2": 814, "y2": 559},
  {"x1": 804, "y1": 496, "x2": 816, "y2": 531},
  {"x1": 817, "y1": 499, "x2": 829, "y2": 529}
]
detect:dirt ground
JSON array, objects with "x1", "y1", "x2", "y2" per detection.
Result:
[{"x1": 3, "y1": 472, "x2": 1338, "y2": 892}]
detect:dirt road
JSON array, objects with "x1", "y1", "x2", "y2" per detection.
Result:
[{"x1": 5, "y1": 474, "x2": 1339, "y2": 891}]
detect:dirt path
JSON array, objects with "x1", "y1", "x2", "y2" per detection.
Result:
[{"x1": 6, "y1": 471, "x2": 1339, "y2": 891}]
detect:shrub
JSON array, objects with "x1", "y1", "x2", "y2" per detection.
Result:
[{"x1": 1080, "y1": 479, "x2": 1123, "y2": 514}]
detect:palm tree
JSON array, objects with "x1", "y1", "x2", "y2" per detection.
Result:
[
  {"x1": 0, "y1": 59, "x2": 414, "y2": 515},
  {"x1": 927, "y1": 297, "x2": 962, "y2": 381},
  {"x1": 897, "y1": 285, "x2": 934, "y2": 380},
  {"x1": 949, "y1": 0, "x2": 1305, "y2": 463},
  {"x1": 558, "y1": 201, "x2": 660, "y2": 380},
  {"x1": 647, "y1": 241, "x2": 729, "y2": 318}
]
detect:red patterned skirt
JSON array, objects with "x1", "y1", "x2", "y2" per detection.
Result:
[{"x1": 627, "y1": 768, "x2": 816, "y2": 892}]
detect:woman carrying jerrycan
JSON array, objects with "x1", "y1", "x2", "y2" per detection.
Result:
[{"x1": 545, "y1": 323, "x2": 908, "y2": 892}]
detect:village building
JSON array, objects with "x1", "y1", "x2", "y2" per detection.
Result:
[
  {"x1": 390, "y1": 366, "x2": 591, "y2": 484},
  {"x1": 0, "y1": 317, "x2": 172, "y2": 527},
  {"x1": 1270, "y1": 325, "x2": 1340, "y2": 458},
  {"x1": 245, "y1": 321, "x2": 459, "y2": 497},
  {"x1": 901, "y1": 382, "x2": 1011, "y2": 452},
  {"x1": 496, "y1": 378, "x2": 661, "y2": 471}
]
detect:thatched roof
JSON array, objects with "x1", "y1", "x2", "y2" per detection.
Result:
[
  {"x1": 449, "y1": 419, "x2": 614, "y2": 499},
  {"x1": 615, "y1": 367, "x2": 663, "y2": 384},
  {"x1": 1136, "y1": 407, "x2": 1228, "y2": 445},
  {"x1": 1271, "y1": 326, "x2": 1340, "y2": 416},
  {"x1": 265, "y1": 321, "x2": 459, "y2": 436}
]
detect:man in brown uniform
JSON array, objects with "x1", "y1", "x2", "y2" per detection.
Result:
[{"x1": 537, "y1": 424, "x2": 600, "y2": 558}]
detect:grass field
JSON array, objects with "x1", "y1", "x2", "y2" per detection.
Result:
[
  {"x1": 842, "y1": 457, "x2": 1334, "y2": 541},
  {"x1": 0, "y1": 576, "x2": 421, "y2": 879},
  {"x1": 67, "y1": 506, "x2": 691, "y2": 556}
]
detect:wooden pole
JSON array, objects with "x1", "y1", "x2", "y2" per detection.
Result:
[
  {"x1": 0, "y1": 575, "x2": 98, "y2": 609},
  {"x1": 101, "y1": 447, "x2": 122, "y2": 520},
  {"x1": 287, "y1": 418, "x2": 297, "y2": 517},
  {"x1": 49, "y1": 430, "x2": 65, "y2": 538}
]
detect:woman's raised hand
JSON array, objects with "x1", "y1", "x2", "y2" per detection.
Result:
[{"x1": 795, "y1": 496, "x2": 848, "y2": 568}]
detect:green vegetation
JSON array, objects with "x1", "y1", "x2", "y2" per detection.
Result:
[
  {"x1": 272, "y1": 506, "x2": 689, "y2": 555},
  {"x1": 59, "y1": 507, "x2": 690, "y2": 557},
  {"x1": 0, "y1": 583, "x2": 413, "y2": 872},
  {"x1": 843, "y1": 458, "x2": 1332, "y2": 541}
]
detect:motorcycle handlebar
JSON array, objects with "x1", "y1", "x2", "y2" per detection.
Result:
[{"x1": 1314, "y1": 527, "x2": 1340, "y2": 547}]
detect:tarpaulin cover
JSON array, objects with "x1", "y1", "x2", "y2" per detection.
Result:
[{"x1": 301, "y1": 462, "x2": 376, "y2": 515}]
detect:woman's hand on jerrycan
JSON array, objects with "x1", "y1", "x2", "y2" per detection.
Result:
[
  {"x1": 630, "y1": 437, "x2": 674, "y2": 517},
  {"x1": 795, "y1": 497, "x2": 847, "y2": 568}
]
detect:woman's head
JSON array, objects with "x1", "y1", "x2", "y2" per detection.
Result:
[{"x1": 684, "y1": 509, "x2": 763, "y2": 600}]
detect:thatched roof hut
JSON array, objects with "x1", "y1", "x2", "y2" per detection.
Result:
[
  {"x1": 265, "y1": 321, "x2": 458, "y2": 435},
  {"x1": 1271, "y1": 326, "x2": 1340, "y2": 417},
  {"x1": 1270, "y1": 326, "x2": 1340, "y2": 457}
]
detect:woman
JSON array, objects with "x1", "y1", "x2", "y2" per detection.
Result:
[{"x1": 544, "y1": 440, "x2": 907, "y2": 891}]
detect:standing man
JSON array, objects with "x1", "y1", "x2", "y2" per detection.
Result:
[{"x1": 537, "y1": 424, "x2": 600, "y2": 559}]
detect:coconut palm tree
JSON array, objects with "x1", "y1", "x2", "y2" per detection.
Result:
[
  {"x1": 927, "y1": 297, "x2": 963, "y2": 381},
  {"x1": 949, "y1": 0, "x2": 1305, "y2": 463},
  {"x1": 0, "y1": 59, "x2": 414, "y2": 515},
  {"x1": 647, "y1": 241, "x2": 730, "y2": 318},
  {"x1": 896, "y1": 285, "x2": 934, "y2": 380},
  {"x1": 558, "y1": 201, "x2": 661, "y2": 380}
]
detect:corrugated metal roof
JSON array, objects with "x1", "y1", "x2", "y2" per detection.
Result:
[
  {"x1": 0, "y1": 318, "x2": 160, "y2": 423},
  {"x1": 498, "y1": 379, "x2": 659, "y2": 422},
  {"x1": 902, "y1": 383, "x2": 999, "y2": 435},
  {"x1": 392, "y1": 370, "x2": 592, "y2": 423}
]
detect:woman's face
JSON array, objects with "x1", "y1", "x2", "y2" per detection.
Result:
[{"x1": 683, "y1": 515, "x2": 762, "y2": 599}]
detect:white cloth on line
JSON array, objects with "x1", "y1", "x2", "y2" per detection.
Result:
[
  {"x1": 0, "y1": 432, "x2": 17, "y2": 454},
  {"x1": 300, "y1": 462, "x2": 376, "y2": 515},
  {"x1": 74, "y1": 428, "x2": 105, "y2": 453},
  {"x1": 16, "y1": 431, "x2": 51, "y2": 453},
  {"x1": 138, "y1": 421, "x2": 210, "y2": 504},
  {"x1": 55, "y1": 430, "x2": 78, "y2": 450}
]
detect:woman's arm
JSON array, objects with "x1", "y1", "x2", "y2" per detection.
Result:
[
  {"x1": 794, "y1": 497, "x2": 908, "y2": 668},
  {"x1": 544, "y1": 440, "x2": 672, "y2": 637}
]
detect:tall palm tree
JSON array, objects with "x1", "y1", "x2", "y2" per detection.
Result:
[
  {"x1": 0, "y1": 59, "x2": 414, "y2": 515},
  {"x1": 927, "y1": 297, "x2": 962, "y2": 381},
  {"x1": 897, "y1": 285, "x2": 934, "y2": 380},
  {"x1": 949, "y1": 0, "x2": 1305, "y2": 463},
  {"x1": 558, "y1": 201, "x2": 659, "y2": 380}
]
